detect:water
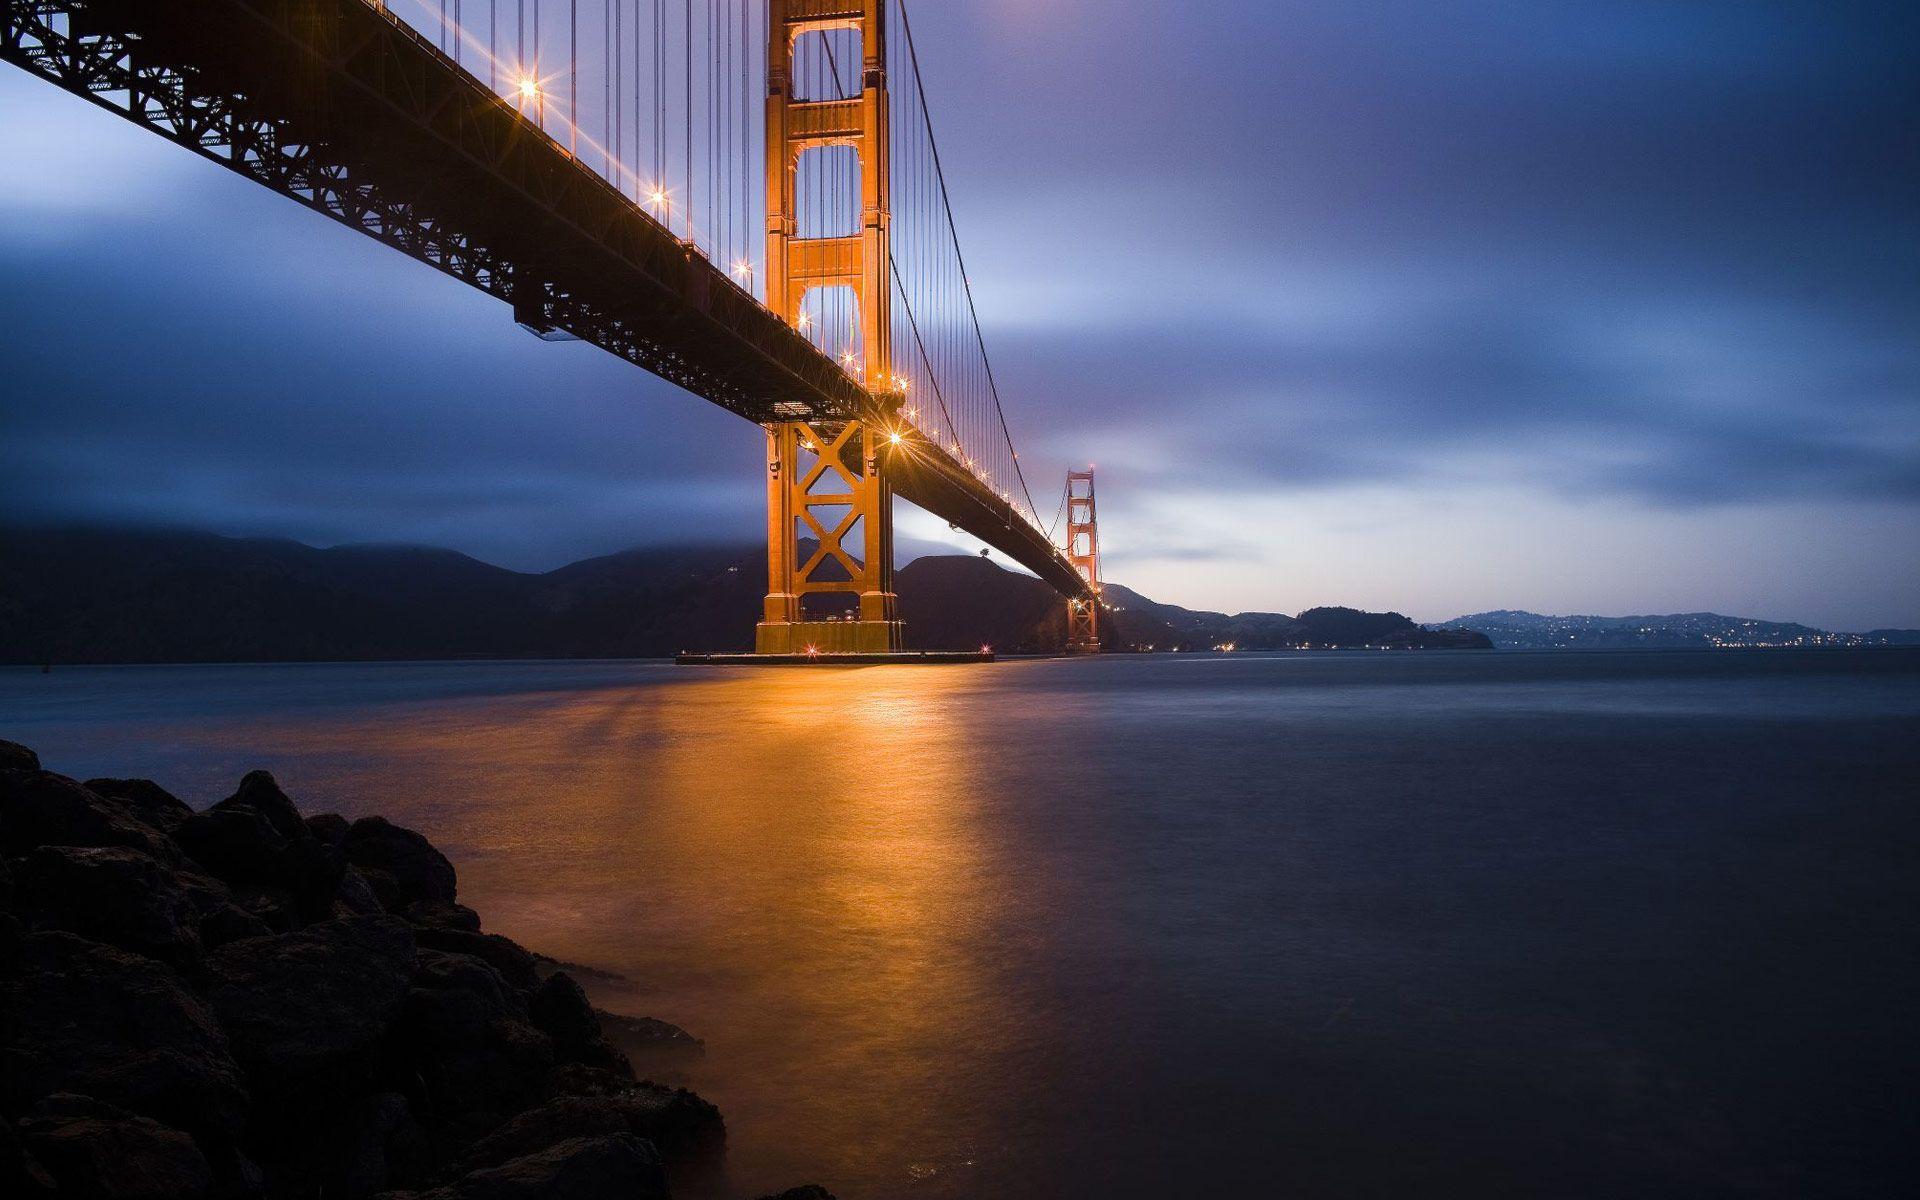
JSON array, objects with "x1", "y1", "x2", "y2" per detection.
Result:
[{"x1": 4, "y1": 650, "x2": 1917, "y2": 1198}]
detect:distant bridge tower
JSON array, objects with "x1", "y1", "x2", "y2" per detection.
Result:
[
  {"x1": 1065, "y1": 470, "x2": 1102, "y2": 653},
  {"x1": 757, "y1": 0, "x2": 902, "y2": 654}
]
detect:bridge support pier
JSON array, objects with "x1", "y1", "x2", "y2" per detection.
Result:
[
  {"x1": 757, "y1": 418, "x2": 902, "y2": 655},
  {"x1": 1065, "y1": 469, "x2": 1103, "y2": 653}
]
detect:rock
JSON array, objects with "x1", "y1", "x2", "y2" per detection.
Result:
[
  {"x1": 174, "y1": 805, "x2": 287, "y2": 889},
  {"x1": 540, "y1": 1070, "x2": 723, "y2": 1161},
  {"x1": 213, "y1": 771, "x2": 307, "y2": 844},
  {"x1": 448, "y1": 1089, "x2": 721, "y2": 1179},
  {"x1": 529, "y1": 974, "x2": 630, "y2": 1076},
  {"x1": 176, "y1": 804, "x2": 343, "y2": 926},
  {"x1": 0, "y1": 770, "x2": 177, "y2": 862},
  {"x1": 595, "y1": 1011, "x2": 704, "y2": 1057},
  {"x1": 312, "y1": 1092, "x2": 430, "y2": 1200},
  {"x1": 203, "y1": 915, "x2": 416, "y2": 1098},
  {"x1": 337, "y1": 866, "x2": 387, "y2": 917},
  {"x1": 0, "y1": 739, "x2": 40, "y2": 771},
  {"x1": 0, "y1": 932, "x2": 248, "y2": 1140},
  {"x1": 85, "y1": 778, "x2": 194, "y2": 835},
  {"x1": 18, "y1": 1094, "x2": 214, "y2": 1200},
  {"x1": 403, "y1": 898, "x2": 482, "y2": 932},
  {"x1": 412, "y1": 1134, "x2": 667, "y2": 1200},
  {"x1": 413, "y1": 928, "x2": 540, "y2": 992},
  {"x1": 0, "y1": 1115, "x2": 57, "y2": 1196},
  {"x1": 13, "y1": 845, "x2": 202, "y2": 965},
  {"x1": 174, "y1": 868, "x2": 276, "y2": 948},
  {"x1": 343, "y1": 817, "x2": 456, "y2": 909},
  {"x1": 306, "y1": 812, "x2": 350, "y2": 847},
  {"x1": 757, "y1": 1188, "x2": 837, "y2": 1200},
  {"x1": 396, "y1": 952, "x2": 553, "y2": 1116}
]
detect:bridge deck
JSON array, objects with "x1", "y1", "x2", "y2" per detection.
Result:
[{"x1": 3, "y1": 0, "x2": 1088, "y2": 598}]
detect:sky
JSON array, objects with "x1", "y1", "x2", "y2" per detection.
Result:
[{"x1": 2, "y1": 1, "x2": 1917, "y2": 629}]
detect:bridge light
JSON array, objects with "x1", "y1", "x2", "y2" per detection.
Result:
[
  {"x1": 732, "y1": 259, "x2": 753, "y2": 279},
  {"x1": 647, "y1": 187, "x2": 669, "y2": 209},
  {"x1": 518, "y1": 77, "x2": 540, "y2": 100},
  {"x1": 888, "y1": 431, "x2": 903, "y2": 446}
]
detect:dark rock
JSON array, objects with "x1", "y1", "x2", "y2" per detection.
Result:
[
  {"x1": 0, "y1": 739, "x2": 40, "y2": 771},
  {"x1": 85, "y1": 778, "x2": 194, "y2": 835},
  {"x1": 414, "y1": 1134, "x2": 667, "y2": 1200},
  {"x1": 396, "y1": 952, "x2": 553, "y2": 1117},
  {"x1": 0, "y1": 932, "x2": 248, "y2": 1140},
  {"x1": 0, "y1": 770, "x2": 177, "y2": 862},
  {"x1": 757, "y1": 1188, "x2": 837, "y2": 1200},
  {"x1": 413, "y1": 947, "x2": 527, "y2": 1019},
  {"x1": 529, "y1": 974, "x2": 630, "y2": 1076},
  {"x1": 203, "y1": 915, "x2": 416, "y2": 1098},
  {"x1": 212, "y1": 771, "x2": 307, "y2": 845},
  {"x1": 337, "y1": 866, "x2": 387, "y2": 917},
  {"x1": 0, "y1": 1115, "x2": 57, "y2": 1196},
  {"x1": 19, "y1": 1094, "x2": 213, "y2": 1199},
  {"x1": 343, "y1": 817, "x2": 456, "y2": 909},
  {"x1": 174, "y1": 869, "x2": 276, "y2": 948},
  {"x1": 403, "y1": 898, "x2": 482, "y2": 932},
  {"x1": 13, "y1": 845, "x2": 201, "y2": 964},
  {"x1": 177, "y1": 802, "x2": 343, "y2": 926},
  {"x1": 199, "y1": 903, "x2": 275, "y2": 949},
  {"x1": 306, "y1": 812, "x2": 350, "y2": 847},
  {"x1": 449, "y1": 1089, "x2": 721, "y2": 1179},
  {"x1": 174, "y1": 805, "x2": 288, "y2": 889},
  {"x1": 414, "y1": 928, "x2": 540, "y2": 992},
  {"x1": 313, "y1": 1092, "x2": 430, "y2": 1200},
  {"x1": 595, "y1": 1011, "x2": 705, "y2": 1057}
]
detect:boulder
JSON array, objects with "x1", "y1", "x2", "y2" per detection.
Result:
[
  {"x1": 0, "y1": 932, "x2": 248, "y2": 1140},
  {"x1": 529, "y1": 974, "x2": 630, "y2": 1076},
  {"x1": 447, "y1": 1088, "x2": 721, "y2": 1179},
  {"x1": 212, "y1": 771, "x2": 308, "y2": 844},
  {"x1": 595, "y1": 1011, "x2": 704, "y2": 1057},
  {"x1": 310, "y1": 1092, "x2": 431, "y2": 1200},
  {"x1": 0, "y1": 771, "x2": 177, "y2": 862},
  {"x1": 0, "y1": 739, "x2": 40, "y2": 771},
  {"x1": 336, "y1": 866, "x2": 387, "y2": 917},
  {"x1": 85, "y1": 778, "x2": 194, "y2": 835},
  {"x1": 305, "y1": 812, "x2": 350, "y2": 848},
  {"x1": 203, "y1": 915, "x2": 416, "y2": 1098},
  {"x1": 343, "y1": 817, "x2": 456, "y2": 909},
  {"x1": 403, "y1": 1134, "x2": 667, "y2": 1200},
  {"x1": 13, "y1": 845, "x2": 202, "y2": 965},
  {"x1": 18, "y1": 1094, "x2": 213, "y2": 1200},
  {"x1": 0, "y1": 1115, "x2": 57, "y2": 1196},
  {"x1": 176, "y1": 804, "x2": 343, "y2": 926},
  {"x1": 413, "y1": 929, "x2": 541, "y2": 992},
  {"x1": 395, "y1": 953, "x2": 553, "y2": 1117},
  {"x1": 403, "y1": 898, "x2": 482, "y2": 932},
  {"x1": 757, "y1": 1189, "x2": 837, "y2": 1200}
]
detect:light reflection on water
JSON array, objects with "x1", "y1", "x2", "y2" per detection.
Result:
[{"x1": 4, "y1": 650, "x2": 1918, "y2": 1198}]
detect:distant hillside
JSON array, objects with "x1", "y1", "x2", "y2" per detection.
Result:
[
  {"x1": 0, "y1": 526, "x2": 1489, "y2": 663},
  {"x1": 1103, "y1": 585, "x2": 1491, "y2": 651},
  {"x1": 1440, "y1": 609, "x2": 1920, "y2": 650}
]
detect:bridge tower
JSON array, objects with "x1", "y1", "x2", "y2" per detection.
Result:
[
  {"x1": 1065, "y1": 470, "x2": 1102, "y2": 653},
  {"x1": 757, "y1": 0, "x2": 902, "y2": 654}
]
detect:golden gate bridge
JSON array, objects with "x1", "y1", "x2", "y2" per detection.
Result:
[{"x1": 2, "y1": 0, "x2": 1106, "y2": 655}]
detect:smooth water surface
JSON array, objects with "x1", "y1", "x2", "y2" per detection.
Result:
[{"x1": 4, "y1": 650, "x2": 1917, "y2": 1197}]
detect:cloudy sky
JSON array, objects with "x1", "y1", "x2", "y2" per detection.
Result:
[{"x1": 3, "y1": 1, "x2": 1916, "y2": 629}]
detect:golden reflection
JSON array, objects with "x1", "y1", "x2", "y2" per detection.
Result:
[{"x1": 203, "y1": 665, "x2": 1029, "y2": 1196}]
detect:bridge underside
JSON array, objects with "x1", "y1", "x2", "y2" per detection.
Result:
[{"x1": 2, "y1": 0, "x2": 1088, "y2": 599}]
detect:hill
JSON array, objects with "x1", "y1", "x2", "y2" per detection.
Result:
[
  {"x1": 0, "y1": 525, "x2": 1489, "y2": 663},
  {"x1": 1440, "y1": 609, "x2": 1920, "y2": 650}
]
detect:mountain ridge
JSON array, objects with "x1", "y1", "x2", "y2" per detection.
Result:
[{"x1": 1, "y1": 524, "x2": 1492, "y2": 663}]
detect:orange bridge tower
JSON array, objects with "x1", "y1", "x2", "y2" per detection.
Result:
[
  {"x1": 757, "y1": 0, "x2": 902, "y2": 655},
  {"x1": 1065, "y1": 469, "x2": 1102, "y2": 652}
]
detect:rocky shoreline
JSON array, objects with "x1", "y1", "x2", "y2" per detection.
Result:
[{"x1": 0, "y1": 738, "x2": 829, "y2": 1200}]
